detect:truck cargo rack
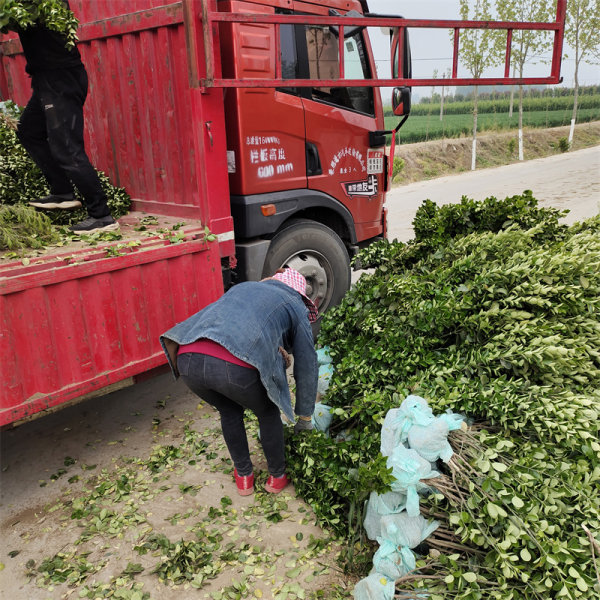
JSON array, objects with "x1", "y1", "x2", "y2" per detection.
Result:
[{"x1": 199, "y1": 0, "x2": 566, "y2": 89}]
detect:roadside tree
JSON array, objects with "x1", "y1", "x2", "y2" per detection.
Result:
[
  {"x1": 565, "y1": 0, "x2": 600, "y2": 147},
  {"x1": 495, "y1": 0, "x2": 555, "y2": 161},
  {"x1": 457, "y1": 0, "x2": 502, "y2": 170}
]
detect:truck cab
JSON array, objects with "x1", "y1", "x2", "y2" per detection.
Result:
[{"x1": 220, "y1": 0, "x2": 387, "y2": 313}]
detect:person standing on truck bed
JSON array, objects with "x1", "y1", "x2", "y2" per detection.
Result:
[
  {"x1": 160, "y1": 268, "x2": 318, "y2": 496},
  {"x1": 16, "y1": 12, "x2": 118, "y2": 233}
]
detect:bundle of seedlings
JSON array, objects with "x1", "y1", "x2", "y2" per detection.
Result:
[
  {"x1": 0, "y1": 101, "x2": 131, "y2": 238},
  {"x1": 400, "y1": 424, "x2": 600, "y2": 598},
  {"x1": 286, "y1": 195, "x2": 599, "y2": 598},
  {"x1": 0, "y1": 203, "x2": 60, "y2": 250}
]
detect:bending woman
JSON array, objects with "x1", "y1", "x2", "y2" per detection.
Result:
[{"x1": 160, "y1": 268, "x2": 318, "y2": 496}]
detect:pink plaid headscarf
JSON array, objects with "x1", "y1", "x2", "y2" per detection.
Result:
[{"x1": 271, "y1": 268, "x2": 319, "y2": 323}]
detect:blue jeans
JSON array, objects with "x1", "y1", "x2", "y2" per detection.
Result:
[{"x1": 177, "y1": 353, "x2": 285, "y2": 477}]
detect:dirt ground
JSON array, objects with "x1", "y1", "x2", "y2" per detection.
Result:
[
  {"x1": 0, "y1": 374, "x2": 349, "y2": 600},
  {"x1": 1, "y1": 127, "x2": 599, "y2": 600}
]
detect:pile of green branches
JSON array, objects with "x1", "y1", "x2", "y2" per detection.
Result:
[
  {"x1": 0, "y1": 0, "x2": 79, "y2": 47},
  {"x1": 287, "y1": 194, "x2": 600, "y2": 598}
]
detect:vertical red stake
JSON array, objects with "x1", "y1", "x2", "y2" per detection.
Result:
[
  {"x1": 504, "y1": 29, "x2": 512, "y2": 78},
  {"x1": 275, "y1": 22, "x2": 282, "y2": 79},
  {"x1": 452, "y1": 28, "x2": 459, "y2": 78},
  {"x1": 338, "y1": 25, "x2": 345, "y2": 79}
]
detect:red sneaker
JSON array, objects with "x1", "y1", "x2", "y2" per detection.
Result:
[
  {"x1": 265, "y1": 474, "x2": 290, "y2": 494},
  {"x1": 234, "y1": 469, "x2": 254, "y2": 496}
]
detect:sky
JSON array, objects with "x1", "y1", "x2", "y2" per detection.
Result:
[{"x1": 364, "y1": 0, "x2": 599, "y2": 100}]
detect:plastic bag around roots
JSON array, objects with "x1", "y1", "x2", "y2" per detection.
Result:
[
  {"x1": 317, "y1": 363, "x2": 334, "y2": 395},
  {"x1": 372, "y1": 512, "x2": 440, "y2": 579},
  {"x1": 353, "y1": 573, "x2": 395, "y2": 600},
  {"x1": 387, "y1": 446, "x2": 439, "y2": 516},
  {"x1": 312, "y1": 402, "x2": 332, "y2": 433},
  {"x1": 381, "y1": 395, "x2": 464, "y2": 463},
  {"x1": 364, "y1": 491, "x2": 407, "y2": 540}
]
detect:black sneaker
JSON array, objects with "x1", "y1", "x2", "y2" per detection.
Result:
[
  {"x1": 29, "y1": 194, "x2": 82, "y2": 210},
  {"x1": 70, "y1": 215, "x2": 119, "y2": 233}
]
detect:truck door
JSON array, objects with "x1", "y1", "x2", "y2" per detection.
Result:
[{"x1": 298, "y1": 23, "x2": 385, "y2": 242}]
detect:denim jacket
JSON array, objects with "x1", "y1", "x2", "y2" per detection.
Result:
[{"x1": 160, "y1": 280, "x2": 318, "y2": 422}]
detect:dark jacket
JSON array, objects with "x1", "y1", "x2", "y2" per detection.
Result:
[
  {"x1": 160, "y1": 280, "x2": 318, "y2": 421},
  {"x1": 18, "y1": 24, "x2": 82, "y2": 74}
]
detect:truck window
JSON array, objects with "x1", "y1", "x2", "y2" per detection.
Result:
[
  {"x1": 304, "y1": 26, "x2": 374, "y2": 116},
  {"x1": 392, "y1": 37, "x2": 399, "y2": 78},
  {"x1": 280, "y1": 24, "x2": 298, "y2": 81}
]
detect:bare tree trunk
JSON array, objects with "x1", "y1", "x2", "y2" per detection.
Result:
[
  {"x1": 569, "y1": 62, "x2": 580, "y2": 148},
  {"x1": 471, "y1": 86, "x2": 478, "y2": 171},
  {"x1": 518, "y1": 83, "x2": 524, "y2": 161},
  {"x1": 509, "y1": 66, "x2": 515, "y2": 118},
  {"x1": 440, "y1": 79, "x2": 445, "y2": 121}
]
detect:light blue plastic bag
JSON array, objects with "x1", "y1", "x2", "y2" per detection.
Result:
[
  {"x1": 387, "y1": 446, "x2": 439, "y2": 516},
  {"x1": 363, "y1": 490, "x2": 407, "y2": 540},
  {"x1": 372, "y1": 537, "x2": 410, "y2": 580},
  {"x1": 380, "y1": 395, "x2": 434, "y2": 457},
  {"x1": 353, "y1": 573, "x2": 395, "y2": 600},
  {"x1": 316, "y1": 346, "x2": 332, "y2": 364},
  {"x1": 407, "y1": 419, "x2": 453, "y2": 463},
  {"x1": 373, "y1": 512, "x2": 440, "y2": 579},
  {"x1": 380, "y1": 407, "x2": 410, "y2": 458},
  {"x1": 382, "y1": 396, "x2": 464, "y2": 463},
  {"x1": 317, "y1": 363, "x2": 334, "y2": 395},
  {"x1": 439, "y1": 410, "x2": 465, "y2": 431},
  {"x1": 312, "y1": 402, "x2": 332, "y2": 433}
]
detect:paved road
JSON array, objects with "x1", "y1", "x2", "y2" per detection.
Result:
[{"x1": 385, "y1": 145, "x2": 600, "y2": 243}]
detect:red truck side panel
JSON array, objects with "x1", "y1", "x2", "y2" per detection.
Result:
[
  {"x1": 304, "y1": 100, "x2": 384, "y2": 241},
  {"x1": 0, "y1": 236, "x2": 223, "y2": 426},
  {"x1": 0, "y1": 1, "x2": 232, "y2": 425}
]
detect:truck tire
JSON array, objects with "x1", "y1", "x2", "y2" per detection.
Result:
[{"x1": 262, "y1": 219, "x2": 351, "y2": 326}]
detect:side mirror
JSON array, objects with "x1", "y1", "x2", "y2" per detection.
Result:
[{"x1": 392, "y1": 86, "x2": 411, "y2": 116}]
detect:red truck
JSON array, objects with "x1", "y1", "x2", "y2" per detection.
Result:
[{"x1": 0, "y1": 0, "x2": 566, "y2": 426}]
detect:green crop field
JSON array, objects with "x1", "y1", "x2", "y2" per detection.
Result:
[{"x1": 383, "y1": 91, "x2": 600, "y2": 144}]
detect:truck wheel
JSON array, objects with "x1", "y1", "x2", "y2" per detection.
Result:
[{"x1": 262, "y1": 220, "x2": 351, "y2": 325}]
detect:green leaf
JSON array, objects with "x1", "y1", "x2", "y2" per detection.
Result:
[{"x1": 511, "y1": 496, "x2": 525, "y2": 509}]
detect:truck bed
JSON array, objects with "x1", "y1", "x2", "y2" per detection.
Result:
[
  {"x1": 0, "y1": 211, "x2": 224, "y2": 426},
  {"x1": 0, "y1": 211, "x2": 207, "y2": 270}
]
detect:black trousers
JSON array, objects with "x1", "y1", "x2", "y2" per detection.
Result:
[
  {"x1": 177, "y1": 352, "x2": 286, "y2": 478},
  {"x1": 17, "y1": 65, "x2": 110, "y2": 218}
]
